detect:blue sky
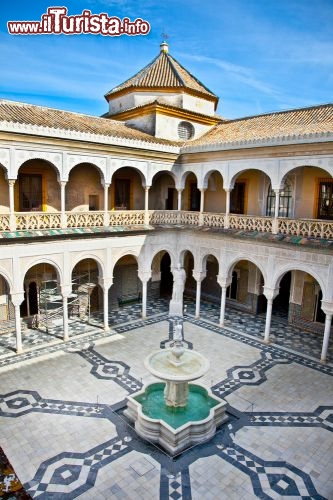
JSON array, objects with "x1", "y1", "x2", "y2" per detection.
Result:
[{"x1": 0, "y1": 0, "x2": 332, "y2": 119}]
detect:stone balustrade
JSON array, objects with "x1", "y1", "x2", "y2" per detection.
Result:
[{"x1": 0, "y1": 210, "x2": 332, "y2": 239}]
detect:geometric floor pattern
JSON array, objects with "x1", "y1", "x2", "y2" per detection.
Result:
[{"x1": 0, "y1": 302, "x2": 332, "y2": 499}]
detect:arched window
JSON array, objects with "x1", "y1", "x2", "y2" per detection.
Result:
[
  {"x1": 178, "y1": 121, "x2": 194, "y2": 140},
  {"x1": 266, "y1": 182, "x2": 292, "y2": 217}
]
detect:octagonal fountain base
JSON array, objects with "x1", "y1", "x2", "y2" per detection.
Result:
[{"x1": 124, "y1": 382, "x2": 228, "y2": 456}]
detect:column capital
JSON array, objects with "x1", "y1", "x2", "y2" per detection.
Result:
[
  {"x1": 217, "y1": 275, "x2": 232, "y2": 288},
  {"x1": 98, "y1": 277, "x2": 113, "y2": 290},
  {"x1": 263, "y1": 286, "x2": 279, "y2": 301},
  {"x1": 138, "y1": 270, "x2": 152, "y2": 283},
  {"x1": 8, "y1": 179, "x2": 16, "y2": 186},
  {"x1": 60, "y1": 285, "x2": 72, "y2": 298},
  {"x1": 192, "y1": 271, "x2": 206, "y2": 282},
  {"x1": 10, "y1": 292, "x2": 24, "y2": 306},
  {"x1": 321, "y1": 300, "x2": 333, "y2": 316}
]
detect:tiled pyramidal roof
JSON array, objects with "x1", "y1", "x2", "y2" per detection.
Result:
[
  {"x1": 105, "y1": 48, "x2": 218, "y2": 101},
  {"x1": 187, "y1": 103, "x2": 333, "y2": 147}
]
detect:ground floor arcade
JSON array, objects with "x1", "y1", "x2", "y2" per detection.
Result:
[{"x1": 0, "y1": 242, "x2": 332, "y2": 363}]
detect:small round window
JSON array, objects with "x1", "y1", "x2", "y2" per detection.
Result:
[{"x1": 178, "y1": 121, "x2": 194, "y2": 140}]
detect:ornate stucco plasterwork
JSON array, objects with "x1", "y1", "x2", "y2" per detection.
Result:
[
  {"x1": 0, "y1": 148, "x2": 10, "y2": 170},
  {"x1": 14, "y1": 148, "x2": 62, "y2": 172}
]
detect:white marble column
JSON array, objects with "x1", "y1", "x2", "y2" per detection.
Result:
[
  {"x1": 98, "y1": 278, "x2": 113, "y2": 332},
  {"x1": 193, "y1": 272, "x2": 206, "y2": 319},
  {"x1": 62, "y1": 295, "x2": 69, "y2": 341},
  {"x1": 219, "y1": 286, "x2": 228, "y2": 325},
  {"x1": 8, "y1": 179, "x2": 16, "y2": 231},
  {"x1": 264, "y1": 298, "x2": 273, "y2": 342},
  {"x1": 61, "y1": 285, "x2": 71, "y2": 341},
  {"x1": 321, "y1": 313, "x2": 332, "y2": 362},
  {"x1": 263, "y1": 287, "x2": 279, "y2": 343},
  {"x1": 103, "y1": 183, "x2": 110, "y2": 226},
  {"x1": 142, "y1": 280, "x2": 148, "y2": 318},
  {"x1": 200, "y1": 189, "x2": 205, "y2": 213},
  {"x1": 217, "y1": 276, "x2": 231, "y2": 326},
  {"x1": 11, "y1": 293, "x2": 24, "y2": 354},
  {"x1": 177, "y1": 189, "x2": 183, "y2": 211},
  {"x1": 60, "y1": 181, "x2": 67, "y2": 228},
  {"x1": 224, "y1": 188, "x2": 231, "y2": 229},
  {"x1": 320, "y1": 302, "x2": 333, "y2": 362},
  {"x1": 225, "y1": 188, "x2": 231, "y2": 215},
  {"x1": 272, "y1": 189, "x2": 280, "y2": 234},
  {"x1": 144, "y1": 186, "x2": 150, "y2": 225},
  {"x1": 138, "y1": 271, "x2": 151, "y2": 319}
]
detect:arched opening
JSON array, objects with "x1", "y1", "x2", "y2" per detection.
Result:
[
  {"x1": 72, "y1": 259, "x2": 100, "y2": 321},
  {"x1": 279, "y1": 166, "x2": 332, "y2": 219},
  {"x1": 160, "y1": 252, "x2": 173, "y2": 298},
  {"x1": 67, "y1": 163, "x2": 103, "y2": 211},
  {"x1": 0, "y1": 276, "x2": 13, "y2": 328},
  {"x1": 109, "y1": 255, "x2": 140, "y2": 308},
  {"x1": 150, "y1": 172, "x2": 176, "y2": 210},
  {"x1": 273, "y1": 269, "x2": 326, "y2": 333},
  {"x1": 204, "y1": 171, "x2": 225, "y2": 213},
  {"x1": 231, "y1": 169, "x2": 271, "y2": 216},
  {"x1": 16, "y1": 159, "x2": 60, "y2": 212},
  {"x1": 201, "y1": 255, "x2": 220, "y2": 303},
  {"x1": 227, "y1": 260, "x2": 265, "y2": 314},
  {"x1": 20, "y1": 263, "x2": 61, "y2": 331},
  {"x1": 112, "y1": 167, "x2": 145, "y2": 210},
  {"x1": 0, "y1": 166, "x2": 9, "y2": 212},
  {"x1": 272, "y1": 271, "x2": 291, "y2": 319},
  {"x1": 28, "y1": 282, "x2": 38, "y2": 315},
  {"x1": 183, "y1": 173, "x2": 200, "y2": 211},
  {"x1": 184, "y1": 251, "x2": 195, "y2": 299}
]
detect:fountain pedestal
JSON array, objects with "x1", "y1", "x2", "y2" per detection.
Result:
[{"x1": 164, "y1": 380, "x2": 188, "y2": 407}]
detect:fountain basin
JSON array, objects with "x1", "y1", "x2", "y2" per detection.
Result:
[{"x1": 124, "y1": 382, "x2": 228, "y2": 455}]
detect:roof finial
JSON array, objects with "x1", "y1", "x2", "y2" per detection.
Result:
[{"x1": 160, "y1": 32, "x2": 169, "y2": 53}]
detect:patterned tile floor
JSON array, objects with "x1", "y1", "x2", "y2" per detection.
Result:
[{"x1": 0, "y1": 300, "x2": 332, "y2": 499}]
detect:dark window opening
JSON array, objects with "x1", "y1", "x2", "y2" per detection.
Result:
[
  {"x1": 190, "y1": 183, "x2": 201, "y2": 211},
  {"x1": 19, "y1": 174, "x2": 42, "y2": 211},
  {"x1": 317, "y1": 180, "x2": 333, "y2": 220},
  {"x1": 115, "y1": 179, "x2": 130, "y2": 209},
  {"x1": 230, "y1": 182, "x2": 245, "y2": 214}
]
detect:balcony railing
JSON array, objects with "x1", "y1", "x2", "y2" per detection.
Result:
[{"x1": 0, "y1": 211, "x2": 332, "y2": 240}]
